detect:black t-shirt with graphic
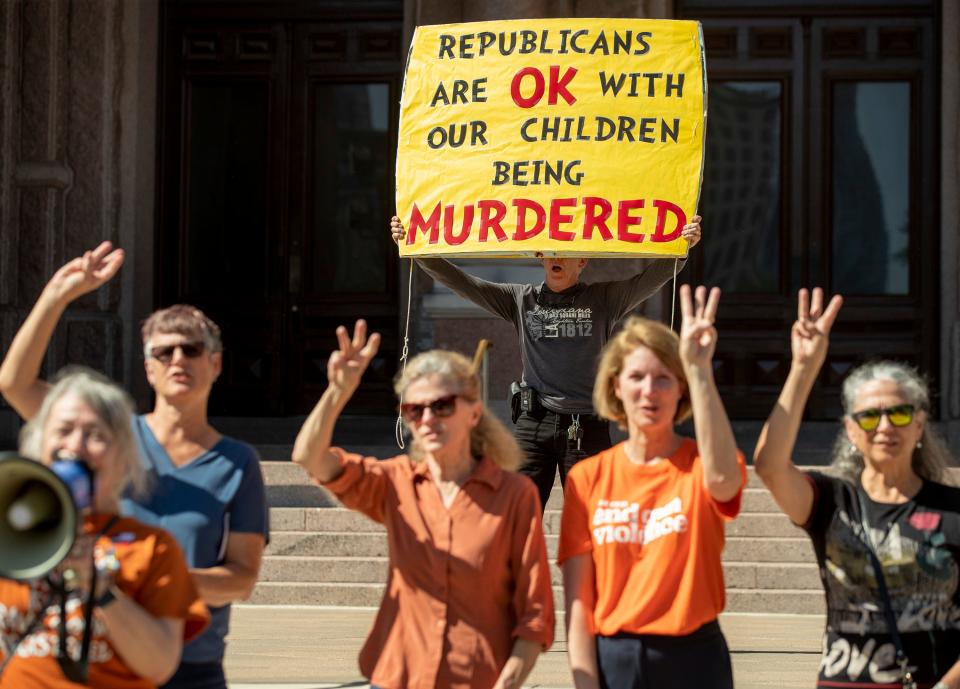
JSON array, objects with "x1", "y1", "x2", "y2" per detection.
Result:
[
  {"x1": 803, "y1": 472, "x2": 960, "y2": 687},
  {"x1": 415, "y1": 257, "x2": 683, "y2": 414}
]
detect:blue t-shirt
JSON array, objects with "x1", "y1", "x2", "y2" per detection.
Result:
[{"x1": 122, "y1": 415, "x2": 269, "y2": 663}]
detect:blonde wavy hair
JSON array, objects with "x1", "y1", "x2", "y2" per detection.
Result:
[
  {"x1": 594, "y1": 316, "x2": 691, "y2": 428},
  {"x1": 394, "y1": 350, "x2": 523, "y2": 471},
  {"x1": 19, "y1": 367, "x2": 148, "y2": 499},
  {"x1": 832, "y1": 360, "x2": 955, "y2": 484}
]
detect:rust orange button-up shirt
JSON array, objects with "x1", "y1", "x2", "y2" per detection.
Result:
[{"x1": 321, "y1": 450, "x2": 555, "y2": 689}]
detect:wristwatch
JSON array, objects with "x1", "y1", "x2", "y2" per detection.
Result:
[{"x1": 94, "y1": 585, "x2": 119, "y2": 608}]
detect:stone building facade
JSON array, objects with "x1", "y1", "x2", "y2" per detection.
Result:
[{"x1": 0, "y1": 0, "x2": 957, "y2": 452}]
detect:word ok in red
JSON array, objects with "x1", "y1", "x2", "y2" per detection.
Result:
[{"x1": 511, "y1": 66, "x2": 578, "y2": 108}]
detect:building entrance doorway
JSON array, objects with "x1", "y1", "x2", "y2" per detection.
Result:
[{"x1": 157, "y1": 1, "x2": 403, "y2": 415}]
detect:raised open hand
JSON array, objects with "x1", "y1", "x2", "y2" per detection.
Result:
[
  {"x1": 327, "y1": 320, "x2": 381, "y2": 398},
  {"x1": 390, "y1": 216, "x2": 406, "y2": 245},
  {"x1": 791, "y1": 288, "x2": 843, "y2": 369},
  {"x1": 679, "y1": 284, "x2": 720, "y2": 369},
  {"x1": 47, "y1": 241, "x2": 124, "y2": 303}
]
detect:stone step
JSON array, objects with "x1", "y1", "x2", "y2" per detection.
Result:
[
  {"x1": 724, "y1": 562, "x2": 822, "y2": 590},
  {"x1": 723, "y1": 537, "x2": 815, "y2": 563},
  {"x1": 741, "y1": 489, "x2": 781, "y2": 513},
  {"x1": 250, "y1": 581, "x2": 827, "y2": 615},
  {"x1": 269, "y1": 506, "x2": 803, "y2": 538},
  {"x1": 265, "y1": 531, "x2": 816, "y2": 563},
  {"x1": 263, "y1": 462, "x2": 790, "y2": 514},
  {"x1": 260, "y1": 556, "x2": 823, "y2": 590},
  {"x1": 727, "y1": 589, "x2": 826, "y2": 615},
  {"x1": 250, "y1": 581, "x2": 572, "y2": 610}
]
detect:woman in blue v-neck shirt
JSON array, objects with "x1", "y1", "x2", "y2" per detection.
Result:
[{"x1": 0, "y1": 242, "x2": 269, "y2": 689}]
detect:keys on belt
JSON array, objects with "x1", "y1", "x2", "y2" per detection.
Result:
[{"x1": 567, "y1": 414, "x2": 583, "y2": 451}]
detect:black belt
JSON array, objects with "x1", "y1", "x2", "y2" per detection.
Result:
[{"x1": 526, "y1": 406, "x2": 604, "y2": 424}]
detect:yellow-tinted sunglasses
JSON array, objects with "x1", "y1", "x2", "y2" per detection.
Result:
[{"x1": 850, "y1": 404, "x2": 916, "y2": 432}]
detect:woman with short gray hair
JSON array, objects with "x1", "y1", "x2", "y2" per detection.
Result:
[{"x1": 0, "y1": 242, "x2": 268, "y2": 689}]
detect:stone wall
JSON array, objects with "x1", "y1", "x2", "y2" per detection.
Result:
[{"x1": 0, "y1": 0, "x2": 158, "y2": 447}]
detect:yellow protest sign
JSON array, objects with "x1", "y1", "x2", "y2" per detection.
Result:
[{"x1": 396, "y1": 18, "x2": 706, "y2": 259}]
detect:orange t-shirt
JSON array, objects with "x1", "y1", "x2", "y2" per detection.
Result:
[
  {"x1": 557, "y1": 439, "x2": 746, "y2": 637},
  {"x1": 0, "y1": 514, "x2": 210, "y2": 689}
]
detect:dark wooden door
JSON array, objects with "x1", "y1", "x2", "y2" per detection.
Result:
[
  {"x1": 157, "y1": 2, "x2": 402, "y2": 415},
  {"x1": 678, "y1": 6, "x2": 939, "y2": 419},
  {"x1": 286, "y1": 22, "x2": 401, "y2": 413}
]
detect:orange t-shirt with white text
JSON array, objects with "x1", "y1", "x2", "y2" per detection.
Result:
[{"x1": 557, "y1": 439, "x2": 746, "y2": 637}]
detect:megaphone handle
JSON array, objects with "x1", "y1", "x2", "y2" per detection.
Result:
[{"x1": 55, "y1": 514, "x2": 118, "y2": 684}]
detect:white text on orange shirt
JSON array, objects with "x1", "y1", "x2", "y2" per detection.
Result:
[{"x1": 591, "y1": 497, "x2": 688, "y2": 546}]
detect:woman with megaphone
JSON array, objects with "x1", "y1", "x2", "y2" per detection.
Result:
[
  {"x1": 0, "y1": 368, "x2": 209, "y2": 688},
  {"x1": 0, "y1": 241, "x2": 268, "y2": 689}
]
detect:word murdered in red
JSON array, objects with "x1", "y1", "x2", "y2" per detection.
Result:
[
  {"x1": 406, "y1": 197, "x2": 686, "y2": 247},
  {"x1": 511, "y1": 66, "x2": 578, "y2": 108}
]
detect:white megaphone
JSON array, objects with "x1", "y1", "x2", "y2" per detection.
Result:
[{"x1": 0, "y1": 452, "x2": 93, "y2": 580}]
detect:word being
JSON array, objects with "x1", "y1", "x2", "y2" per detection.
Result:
[
  {"x1": 406, "y1": 198, "x2": 687, "y2": 246},
  {"x1": 591, "y1": 497, "x2": 688, "y2": 547},
  {"x1": 491, "y1": 160, "x2": 583, "y2": 186},
  {"x1": 437, "y1": 29, "x2": 653, "y2": 59}
]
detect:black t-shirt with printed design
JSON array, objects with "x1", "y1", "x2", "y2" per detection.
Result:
[
  {"x1": 802, "y1": 471, "x2": 960, "y2": 687},
  {"x1": 415, "y1": 257, "x2": 683, "y2": 414}
]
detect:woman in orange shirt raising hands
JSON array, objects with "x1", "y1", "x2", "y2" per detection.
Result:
[{"x1": 559, "y1": 285, "x2": 746, "y2": 689}]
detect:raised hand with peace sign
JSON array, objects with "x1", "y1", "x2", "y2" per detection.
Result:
[
  {"x1": 327, "y1": 320, "x2": 382, "y2": 399},
  {"x1": 791, "y1": 287, "x2": 844, "y2": 371},
  {"x1": 47, "y1": 241, "x2": 125, "y2": 303},
  {"x1": 753, "y1": 288, "x2": 844, "y2": 526},
  {"x1": 674, "y1": 284, "x2": 742, "y2": 503},
  {"x1": 293, "y1": 320, "x2": 381, "y2": 483},
  {"x1": 678, "y1": 284, "x2": 721, "y2": 371}
]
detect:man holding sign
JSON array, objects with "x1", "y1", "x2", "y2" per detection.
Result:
[
  {"x1": 394, "y1": 18, "x2": 707, "y2": 508},
  {"x1": 392, "y1": 216, "x2": 701, "y2": 508}
]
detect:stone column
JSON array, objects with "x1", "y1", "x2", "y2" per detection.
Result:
[
  {"x1": 942, "y1": 1, "x2": 960, "y2": 452},
  {"x1": 0, "y1": 0, "x2": 158, "y2": 445}
]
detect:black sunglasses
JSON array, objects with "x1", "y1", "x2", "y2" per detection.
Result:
[
  {"x1": 849, "y1": 404, "x2": 916, "y2": 432},
  {"x1": 399, "y1": 394, "x2": 459, "y2": 423},
  {"x1": 147, "y1": 341, "x2": 206, "y2": 364}
]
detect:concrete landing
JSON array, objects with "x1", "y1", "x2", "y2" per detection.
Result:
[{"x1": 225, "y1": 605, "x2": 825, "y2": 689}]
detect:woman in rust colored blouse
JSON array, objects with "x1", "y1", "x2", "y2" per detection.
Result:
[{"x1": 292, "y1": 320, "x2": 555, "y2": 689}]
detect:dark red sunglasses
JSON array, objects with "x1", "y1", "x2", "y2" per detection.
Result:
[{"x1": 399, "y1": 394, "x2": 459, "y2": 422}]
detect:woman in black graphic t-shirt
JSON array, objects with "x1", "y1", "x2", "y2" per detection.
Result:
[{"x1": 753, "y1": 288, "x2": 960, "y2": 689}]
